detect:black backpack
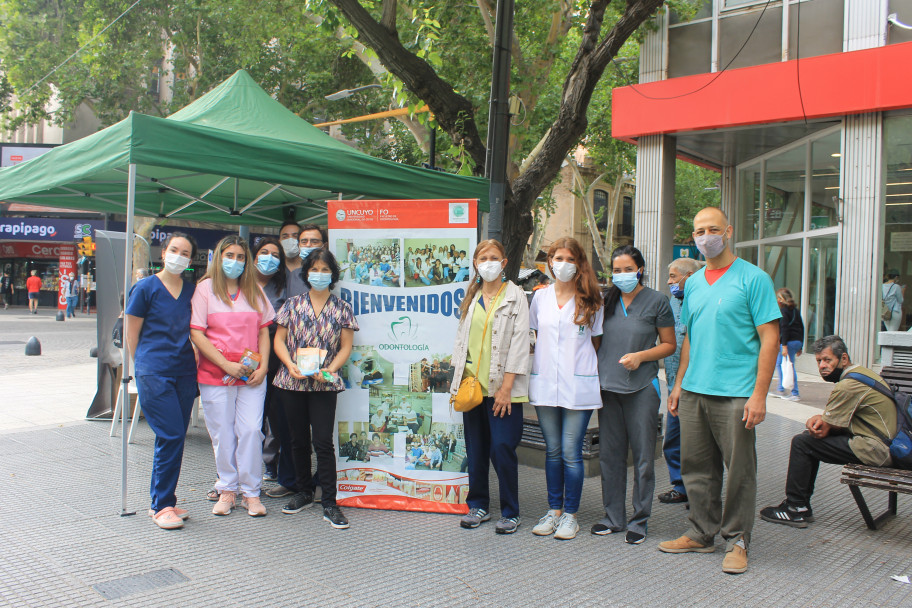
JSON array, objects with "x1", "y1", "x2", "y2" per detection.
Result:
[{"x1": 845, "y1": 372, "x2": 912, "y2": 470}]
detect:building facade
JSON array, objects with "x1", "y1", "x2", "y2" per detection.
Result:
[{"x1": 613, "y1": 0, "x2": 912, "y2": 368}]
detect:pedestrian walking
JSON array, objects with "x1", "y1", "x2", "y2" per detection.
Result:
[
  {"x1": 124, "y1": 232, "x2": 199, "y2": 530},
  {"x1": 593, "y1": 246, "x2": 676, "y2": 545},
  {"x1": 272, "y1": 249, "x2": 358, "y2": 529},
  {"x1": 26, "y1": 269, "x2": 41, "y2": 314},
  {"x1": 449, "y1": 239, "x2": 530, "y2": 534},
  {"x1": 527, "y1": 237, "x2": 603, "y2": 541},
  {"x1": 776, "y1": 287, "x2": 805, "y2": 401},
  {"x1": 63, "y1": 272, "x2": 80, "y2": 318},
  {"x1": 190, "y1": 235, "x2": 275, "y2": 518},
  {"x1": 659, "y1": 207, "x2": 780, "y2": 575}
]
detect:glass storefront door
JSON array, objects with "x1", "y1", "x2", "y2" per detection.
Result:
[{"x1": 806, "y1": 235, "x2": 837, "y2": 347}]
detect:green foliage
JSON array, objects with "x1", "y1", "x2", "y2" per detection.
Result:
[{"x1": 674, "y1": 159, "x2": 721, "y2": 242}]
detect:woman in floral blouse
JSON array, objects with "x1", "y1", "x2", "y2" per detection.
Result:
[{"x1": 272, "y1": 249, "x2": 358, "y2": 529}]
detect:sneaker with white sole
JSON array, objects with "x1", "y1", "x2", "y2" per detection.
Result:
[
  {"x1": 241, "y1": 495, "x2": 267, "y2": 517},
  {"x1": 495, "y1": 516, "x2": 521, "y2": 534},
  {"x1": 759, "y1": 500, "x2": 813, "y2": 528},
  {"x1": 553, "y1": 513, "x2": 579, "y2": 540},
  {"x1": 212, "y1": 491, "x2": 236, "y2": 516},
  {"x1": 460, "y1": 507, "x2": 491, "y2": 529},
  {"x1": 591, "y1": 522, "x2": 623, "y2": 536},
  {"x1": 148, "y1": 507, "x2": 189, "y2": 521},
  {"x1": 532, "y1": 510, "x2": 560, "y2": 536},
  {"x1": 323, "y1": 505, "x2": 350, "y2": 529},
  {"x1": 151, "y1": 507, "x2": 184, "y2": 530}
]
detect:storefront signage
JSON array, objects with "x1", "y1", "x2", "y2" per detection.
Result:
[
  {"x1": 0, "y1": 145, "x2": 55, "y2": 168},
  {"x1": 0, "y1": 218, "x2": 102, "y2": 242},
  {"x1": 0, "y1": 241, "x2": 73, "y2": 259},
  {"x1": 891, "y1": 231, "x2": 912, "y2": 252}
]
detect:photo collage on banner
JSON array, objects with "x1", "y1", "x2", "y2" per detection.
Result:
[{"x1": 328, "y1": 199, "x2": 477, "y2": 513}]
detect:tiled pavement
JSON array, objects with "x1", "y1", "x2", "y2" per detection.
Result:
[{"x1": 2, "y1": 308, "x2": 912, "y2": 606}]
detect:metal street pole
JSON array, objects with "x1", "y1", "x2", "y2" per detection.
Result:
[{"x1": 485, "y1": 0, "x2": 515, "y2": 243}]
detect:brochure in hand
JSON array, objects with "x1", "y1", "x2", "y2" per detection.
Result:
[
  {"x1": 296, "y1": 347, "x2": 328, "y2": 376},
  {"x1": 222, "y1": 349, "x2": 261, "y2": 385}
]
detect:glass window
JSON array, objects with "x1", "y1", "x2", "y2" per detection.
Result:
[
  {"x1": 881, "y1": 114, "x2": 912, "y2": 332},
  {"x1": 810, "y1": 131, "x2": 840, "y2": 229},
  {"x1": 738, "y1": 163, "x2": 761, "y2": 241},
  {"x1": 806, "y1": 235, "x2": 837, "y2": 347},
  {"x1": 593, "y1": 189, "x2": 609, "y2": 233},
  {"x1": 621, "y1": 196, "x2": 633, "y2": 237},
  {"x1": 764, "y1": 241, "x2": 803, "y2": 307},
  {"x1": 765, "y1": 145, "x2": 807, "y2": 237},
  {"x1": 738, "y1": 246, "x2": 759, "y2": 266}
]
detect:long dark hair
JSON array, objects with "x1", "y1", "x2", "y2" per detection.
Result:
[
  {"x1": 254, "y1": 237, "x2": 286, "y2": 294},
  {"x1": 604, "y1": 245, "x2": 646, "y2": 317}
]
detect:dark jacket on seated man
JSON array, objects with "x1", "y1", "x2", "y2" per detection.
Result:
[{"x1": 759, "y1": 335, "x2": 897, "y2": 528}]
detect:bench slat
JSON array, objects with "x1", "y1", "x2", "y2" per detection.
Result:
[{"x1": 841, "y1": 478, "x2": 912, "y2": 495}]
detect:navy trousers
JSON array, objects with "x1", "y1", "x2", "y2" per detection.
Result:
[
  {"x1": 136, "y1": 374, "x2": 198, "y2": 512},
  {"x1": 462, "y1": 396, "x2": 523, "y2": 518}
]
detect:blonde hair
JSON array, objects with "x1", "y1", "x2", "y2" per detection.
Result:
[
  {"x1": 776, "y1": 287, "x2": 796, "y2": 308},
  {"x1": 201, "y1": 235, "x2": 264, "y2": 312},
  {"x1": 459, "y1": 239, "x2": 507, "y2": 319}
]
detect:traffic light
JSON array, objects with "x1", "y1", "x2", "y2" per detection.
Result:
[{"x1": 77, "y1": 236, "x2": 95, "y2": 257}]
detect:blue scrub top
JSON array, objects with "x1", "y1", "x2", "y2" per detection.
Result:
[
  {"x1": 680, "y1": 258, "x2": 780, "y2": 398},
  {"x1": 125, "y1": 275, "x2": 197, "y2": 377}
]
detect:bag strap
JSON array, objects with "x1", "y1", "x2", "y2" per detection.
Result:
[
  {"x1": 468, "y1": 282, "x2": 506, "y2": 379},
  {"x1": 844, "y1": 372, "x2": 895, "y2": 444}
]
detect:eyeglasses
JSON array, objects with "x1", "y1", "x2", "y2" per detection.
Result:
[{"x1": 299, "y1": 238, "x2": 323, "y2": 246}]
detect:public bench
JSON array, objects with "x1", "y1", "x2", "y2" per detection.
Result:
[{"x1": 838, "y1": 365, "x2": 912, "y2": 530}]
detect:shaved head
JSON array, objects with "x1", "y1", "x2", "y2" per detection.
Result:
[{"x1": 693, "y1": 207, "x2": 729, "y2": 228}]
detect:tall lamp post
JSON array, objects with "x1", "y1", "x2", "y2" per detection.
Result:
[{"x1": 485, "y1": 0, "x2": 515, "y2": 243}]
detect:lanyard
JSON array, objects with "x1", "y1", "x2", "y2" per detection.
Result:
[{"x1": 620, "y1": 297, "x2": 628, "y2": 318}]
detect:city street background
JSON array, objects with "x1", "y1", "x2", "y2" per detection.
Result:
[{"x1": 1, "y1": 307, "x2": 911, "y2": 607}]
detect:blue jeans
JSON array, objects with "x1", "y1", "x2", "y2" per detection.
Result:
[
  {"x1": 776, "y1": 340, "x2": 802, "y2": 397},
  {"x1": 663, "y1": 412, "x2": 684, "y2": 494},
  {"x1": 463, "y1": 396, "x2": 523, "y2": 518},
  {"x1": 454, "y1": 268, "x2": 469, "y2": 282},
  {"x1": 135, "y1": 374, "x2": 198, "y2": 512},
  {"x1": 65, "y1": 295, "x2": 78, "y2": 317},
  {"x1": 535, "y1": 406, "x2": 592, "y2": 514}
]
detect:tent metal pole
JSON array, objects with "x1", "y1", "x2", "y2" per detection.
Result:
[{"x1": 120, "y1": 163, "x2": 137, "y2": 517}]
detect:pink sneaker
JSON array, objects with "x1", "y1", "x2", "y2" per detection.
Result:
[
  {"x1": 242, "y1": 495, "x2": 267, "y2": 517},
  {"x1": 151, "y1": 507, "x2": 184, "y2": 530},
  {"x1": 212, "y1": 491, "x2": 236, "y2": 516},
  {"x1": 148, "y1": 507, "x2": 190, "y2": 521}
]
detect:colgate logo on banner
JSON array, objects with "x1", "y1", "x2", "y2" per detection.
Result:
[{"x1": 338, "y1": 483, "x2": 366, "y2": 493}]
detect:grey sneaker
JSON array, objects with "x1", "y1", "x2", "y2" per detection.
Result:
[
  {"x1": 553, "y1": 513, "x2": 579, "y2": 540},
  {"x1": 495, "y1": 516, "x2": 521, "y2": 534},
  {"x1": 532, "y1": 510, "x2": 560, "y2": 536},
  {"x1": 265, "y1": 485, "x2": 295, "y2": 499},
  {"x1": 460, "y1": 507, "x2": 491, "y2": 529}
]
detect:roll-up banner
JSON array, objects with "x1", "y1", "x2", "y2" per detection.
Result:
[{"x1": 328, "y1": 199, "x2": 477, "y2": 514}]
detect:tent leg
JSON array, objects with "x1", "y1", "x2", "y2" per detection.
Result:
[
  {"x1": 110, "y1": 383, "x2": 123, "y2": 437},
  {"x1": 121, "y1": 163, "x2": 137, "y2": 517}
]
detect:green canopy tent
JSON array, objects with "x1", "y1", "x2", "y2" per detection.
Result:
[{"x1": 0, "y1": 69, "x2": 488, "y2": 514}]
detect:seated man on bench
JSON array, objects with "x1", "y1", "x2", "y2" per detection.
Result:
[{"x1": 760, "y1": 335, "x2": 896, "y2": 528}]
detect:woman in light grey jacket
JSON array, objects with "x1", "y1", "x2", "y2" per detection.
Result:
[{"x1": 449, "y1": 239, "x2": 530, "y2": 534}]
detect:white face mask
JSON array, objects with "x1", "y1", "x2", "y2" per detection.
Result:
[
  {"x1": 281, "y1": 238, "x2": 300, "y2": 258},
  {"x1": 551, "y1": 261, "x2": 577, "y2": 283},
  {"x1": 163, "y1": 252, "x2": 190, "y2": 275},
  {"x1": 476, "y1": 260, "x2": 503, "y2": 283}
]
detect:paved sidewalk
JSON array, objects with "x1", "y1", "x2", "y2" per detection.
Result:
[{"x1": 2, "y1": 310, "x2": 911, "y2": 606}]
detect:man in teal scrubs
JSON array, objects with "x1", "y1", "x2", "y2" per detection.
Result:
[{"x1": 659, "y1": 207, "x2": 780, "y2": 575}]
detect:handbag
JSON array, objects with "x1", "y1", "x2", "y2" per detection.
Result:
[
  {"x1": 451, "y1": 283, "x2": 505, "y2": 412},
  {"x1": 781, "y1": 356, "x2": 795, "y2": 392}
]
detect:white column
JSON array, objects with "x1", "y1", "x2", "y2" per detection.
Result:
[{"x1": 634, "y1": 135, "x2": 676, "y2": 290}]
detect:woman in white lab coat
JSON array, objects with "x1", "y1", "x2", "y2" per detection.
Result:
[{"x1": 528, "y1": 237, "x2": 604, "y2": 541}]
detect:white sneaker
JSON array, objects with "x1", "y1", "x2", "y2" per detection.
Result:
[
  {"x1": 532, "y1": 510, "x2": 560, "y2": 536},
  {"x1": 553, "y1": 513, "x2": 579, "y2": 540}
]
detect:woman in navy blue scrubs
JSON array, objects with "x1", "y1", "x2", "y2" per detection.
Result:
[{"x1": 124, "y1": 232, "x2": 199, "y2": 530}]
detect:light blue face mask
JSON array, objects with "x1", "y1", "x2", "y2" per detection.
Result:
[
  {"x1": 256, "y1": 254, "x2": 280, "y2": 276},
  {"x1": 299, "y1": 247, "x2": 317, "y2": 261},
  {"x1": 308, "y1": 271, "x2": 332, "y2": 291},
  {"x1": 222, "y1": 258, "x2": 245, "y2": 280},
  {"x1": 612, "y1": 271, "x2": 641, "y2": 294}
]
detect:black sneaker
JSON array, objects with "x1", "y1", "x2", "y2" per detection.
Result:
[
  {"x1": 591, "y1": 523, "x2": 623, "y2": 536},
  {"x1": 759, "y1": 500, "x2": 813, "y2": 528},
  {"x1": 658, "y1": 489, "x2": 688, "y2": 504},
  {"x1": 323, "y1": 505, "x2": 350, "y2": 529},
  {"x1": 625, "y1": 530, "x2": 646, "y2": 545},
  {"x1": 281, "y1": 491, "x2": 314, "y2": 514}
]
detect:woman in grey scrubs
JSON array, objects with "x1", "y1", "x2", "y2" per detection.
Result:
[{"x1": 593, "y1": 245, "x2": 676, "y2": 545}]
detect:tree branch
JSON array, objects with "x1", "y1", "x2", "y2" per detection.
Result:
[
  {"x1": 380, "y1": 0, "x2": 397, "y2": 35},
  {"x1": 328, "y1": 0, "x2": 488, "y2": 173}
]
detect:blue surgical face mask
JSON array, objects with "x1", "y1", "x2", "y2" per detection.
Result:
[
  {"x1": 308, "y1": 271, "x2": 332, "y2": 291},
  {"x1": 613, "y1": 271, "x2": 640, "y2": 294},
  {"x1": 299, "y1": 247, "x2": 317, "y2": 261},
  {"x1": 256, "y1": 254, "x2": 280, "y2": 276},
  {"x1": 670, "y1": 283, "x2": 684, "y2": 299},
  {"x1": 222, "y1": 258, "x2": 245, "y2": 280}
]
